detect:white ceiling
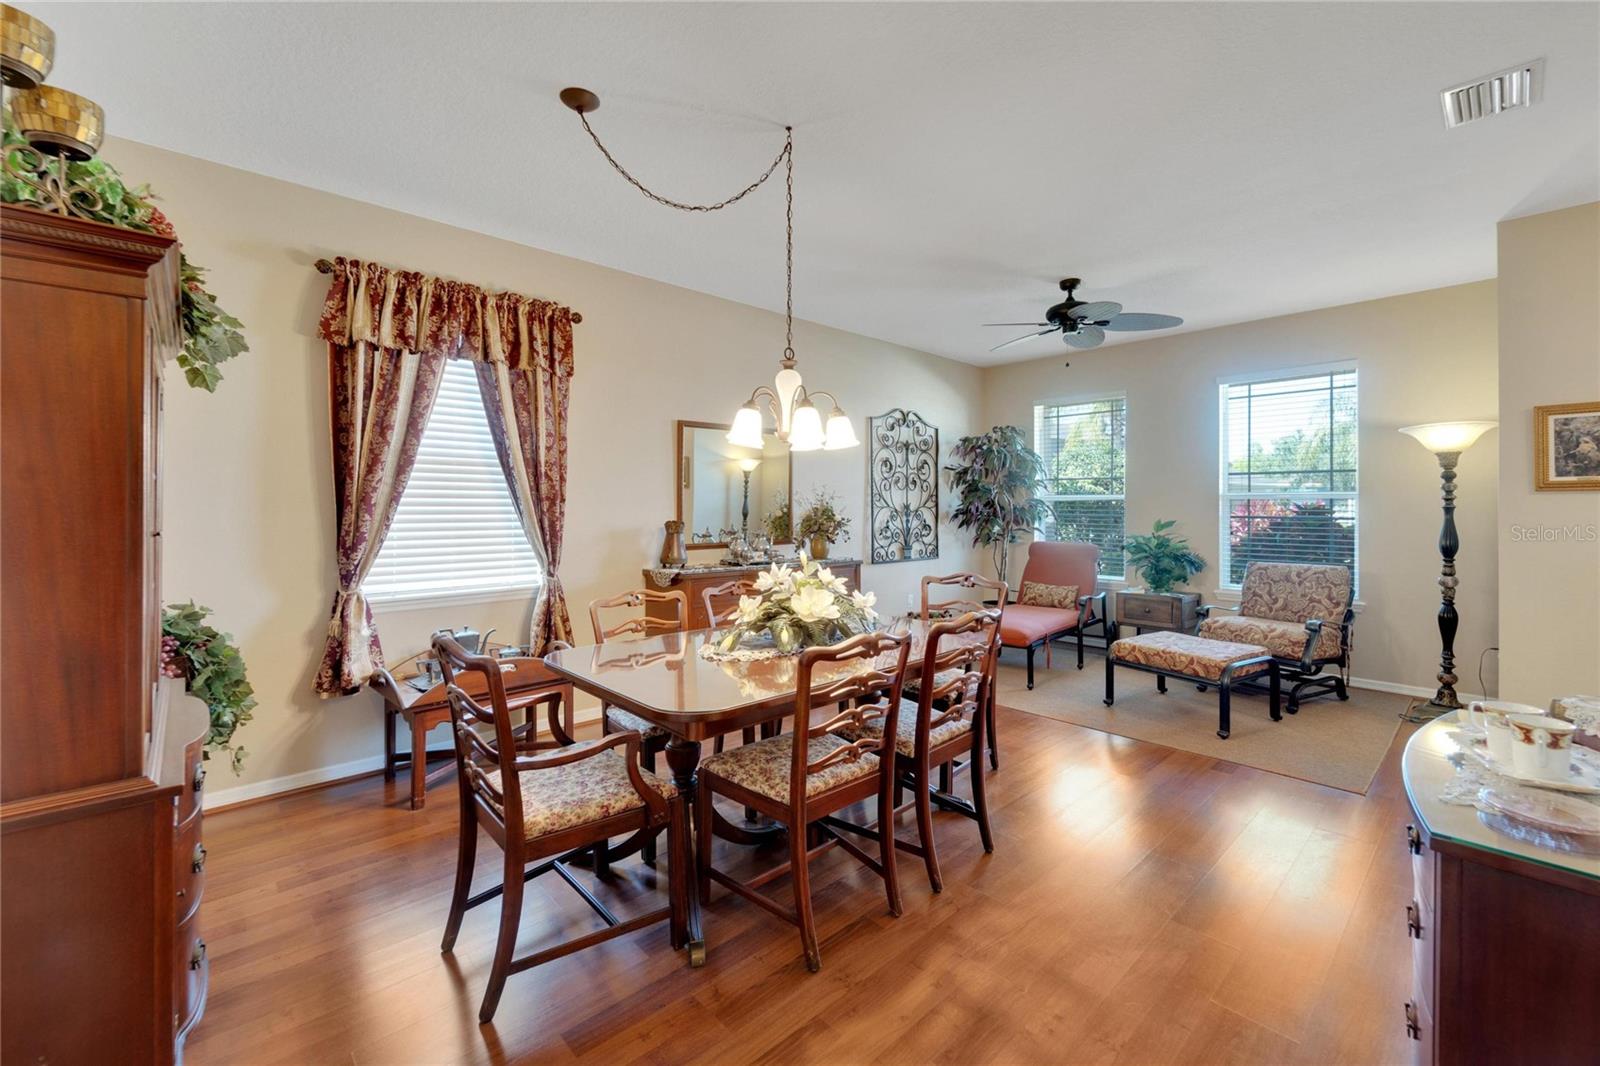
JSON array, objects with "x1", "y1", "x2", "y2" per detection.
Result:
[{"x1": 30, "y1": 2, "x2": 1600, "y2": 365}]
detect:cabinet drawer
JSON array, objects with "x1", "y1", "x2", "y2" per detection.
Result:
[
  {"x1": 175, "y1": 914, "x2": 208, "y2": 1037},
  {"x1": 174, "y1": 813, "x2": 206, "y2": 924},
  {"x1": 1119, "y1": 595, "x2": 1177, "y2": 626},
  {"x1": 1407, "y1": 823, "x2": 1435, "y2": 916},
  {"x1": 178, "y1": 750, "x2": 206, "y2": 826}
]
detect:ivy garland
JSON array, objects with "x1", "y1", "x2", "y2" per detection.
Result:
[
  {"x1": 1, "y1": 119, "x2": 248, "y2": 391},
  {"x1": 161, "y1": 603, "x2": 257, "y2": 772}
]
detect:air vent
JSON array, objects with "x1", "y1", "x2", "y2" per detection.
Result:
[{"x1": 1441, "y1": 60, "x2": 1544, "y2": 128}]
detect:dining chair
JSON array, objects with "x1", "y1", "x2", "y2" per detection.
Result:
[
  {"x1": 917, "y1": 573, "x2": 1008, "y2": 773},
  {"x1": 432, "y1": 634, "x2": 690, "y2": 1024},
  {"x1": 590, "y1": 588, "x2": 688, "y2": 866},
  {"x1": 694, "y1": 629, "x2": 912, "y2": 972},
  {"x1": 702, "y1": 578, "x2": 775, "y2": 759},
  {"x1": 841, "y1": 610, "x2": 1002, "y2": 893}
]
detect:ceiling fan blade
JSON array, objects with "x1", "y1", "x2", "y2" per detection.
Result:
[
  {"x1": 1102, "y1": 312, "x2": 1184, "y2": 331},
  {"x1": 983, "y1": 322, "x2": 1051, "y2": 327},
  {"x1": 1063, "y1": 324, "x2": 1105, "y2": 349},
  {"x1": 1068, "y1": 300, "x2": 1121, "y2": 321},
  {"x1": 990, "y1": 328, "x2": 1057, "y2": 352}
]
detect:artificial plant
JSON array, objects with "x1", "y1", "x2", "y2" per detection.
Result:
[
  {"x1": 795, "y1": 489, "x2": 851, "y2": 544},
  {"x1": 945, "y1": 425, "x2": 1050, "y2": 583},
  {"x1": 161, "y1": 602, "x2": 257, "y2": 772},
  {"x1": 1124, "y1": 519, "x2": 1207, "y2": 594}
]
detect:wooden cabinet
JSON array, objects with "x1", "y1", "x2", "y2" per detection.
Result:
[
  {"x1": 0, "y1": 206, "x2": 205, "y2": 1065},
  {"x1": 643, "y1": 559, "x2": 863, "y2": 630},
  {"x1": 1401, "y1": 722, "x2": 1600, "y2": 1066},
  {"x1": 1114, "y1": 590, "x2": 1199, "y2": 634}
]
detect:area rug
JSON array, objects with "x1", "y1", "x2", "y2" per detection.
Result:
[{"x1": 994, "y1": 651, "x2": 1405, "y2": 794}]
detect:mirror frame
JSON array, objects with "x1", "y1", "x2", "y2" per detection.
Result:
[{"x1": 674, "y1": 418, "x2": 795, "y2": 549}]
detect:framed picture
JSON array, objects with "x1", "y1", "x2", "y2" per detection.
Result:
[{"x1": 1534, "y1": 401, "x2": 1600, "y2": 491}]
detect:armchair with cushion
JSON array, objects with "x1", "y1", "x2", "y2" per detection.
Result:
[
  {"x1": 999, "y1": 541, "x2": 1111, "y2": 690},
  {"x1": 1196, "y1": 561, "x2": 1354, "y2": 712}
]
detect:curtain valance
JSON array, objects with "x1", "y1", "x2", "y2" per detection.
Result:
[{"x1": 316, "y1": 256, "x2": 575, "y2": 377}]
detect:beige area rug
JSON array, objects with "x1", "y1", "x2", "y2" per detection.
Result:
[{"x1": 994, "y1": 650, "x2": 1405, "y2": 794}]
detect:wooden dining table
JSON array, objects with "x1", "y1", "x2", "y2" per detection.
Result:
[{"x1": 542, "y1": 618, "x2": 969, "y2": 965}]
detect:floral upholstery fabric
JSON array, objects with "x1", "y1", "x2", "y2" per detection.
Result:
[
  {"x1": 903, "y1": 666, "x2": 968, "y2": 699},
  {"x1": 1237, "y1": 563, "x2": 1351, "y2": 626},
  {"x1": 1019, "y1": 581, "x2": 1079, "y2": 609},
  {"x1": 606, "y1": 705, "x2": 669, "y2": 740},
  {"x1": 700, "y1": 732, "x2": 879, "y2": 802},
  {"x1": 1199, "y1": 614, "x2": 1342, "y2": 662},
  {"x1": 1110, "y1": 631, "x2": 1270, "y2": 682},
  {"x1": 485, "y1": 746, "x2": 675, "y2": 842},
  {"x1": 839, "y1": 698, "x2": 974, "y2": 757}
]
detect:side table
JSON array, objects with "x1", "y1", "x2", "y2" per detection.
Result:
[{"x1": 1115, "y1": 590, "x2": 1200, "y2": 635}]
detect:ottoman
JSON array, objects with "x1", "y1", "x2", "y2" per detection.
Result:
[{"x1": 1104, "y1": 630, "x2": 1280, "y2": 739}]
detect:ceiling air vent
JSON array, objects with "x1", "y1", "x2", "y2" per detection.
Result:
[{"x1": 1441, "y1": 59, "x2": 1544, "y2": 129}]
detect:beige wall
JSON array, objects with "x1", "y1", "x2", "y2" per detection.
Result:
[
  {"x1": 101, "y1": 138, "x2": 986, "y2": 806},
  {"x1": 1496, "y1": 203, "x2": 1600, "y2": 703},
  {"x1": 983, "y1": 282, "x2": 1501, "y2": 697}
]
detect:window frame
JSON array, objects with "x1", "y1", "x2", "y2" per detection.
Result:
[
  {"x1": 363, "y1": 360, "x2": 543, "y2": 610},
  {"x1": 1216, "y1": 362, "x2": 1359, "y2": 593},
  {"x1": 1032, "y1": 391, "x2": 1129, "y2": 580}
]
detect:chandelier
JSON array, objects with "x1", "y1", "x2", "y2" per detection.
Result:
[{"x1": 561, "y1": 87, "x2": 857, "y2": 452}]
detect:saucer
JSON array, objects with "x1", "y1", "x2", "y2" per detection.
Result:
[
  {"x1": 1465, "y1": 744, "x2": 1600, "y2": 795},
  {"x1": 1476, "y1": 783, "x2": 1600, "y2": 836}
]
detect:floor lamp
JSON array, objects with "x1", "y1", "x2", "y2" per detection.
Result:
[
  {"x1": 1399, "y1": 420, "x2": 1497, "y2": 715},
  {"x1": 737, "y1": 457, "x2": 761, "y2": 539}
]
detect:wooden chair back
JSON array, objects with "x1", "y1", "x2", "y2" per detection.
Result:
[
  {"x1": 789, "y1": 631, "x2": 912, "y2": 808},
  {"x1": 921, "y1": 572, "x2": 1008, "y2": 622},
  {"x1": 913, "y1": 610, "x2": 1003, "y2": 755},
  {"x1": 702, "y1": 579, "x2": 760, "y2": 626},
  {"x1": 588, "y1": 589, "x2": 689, "y2": 644},
  {"x1": 433, "y1": 634, "x2": 526, "y2": 844}
]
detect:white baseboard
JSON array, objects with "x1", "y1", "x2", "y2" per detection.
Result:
[
  {"x1": 1348, "y1": 676, "x2": 1486, "y2": 705},
  {"x1": 204, "y1": 706, "x2": 603, "y2": 811}
]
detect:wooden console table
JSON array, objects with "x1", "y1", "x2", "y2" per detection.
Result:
[
  {"x1": 642, "y1": 558, "x2": 862, "y2": 630},
  {"x1": 371, "y1": 657, "x2": 574, "y2": 810}
]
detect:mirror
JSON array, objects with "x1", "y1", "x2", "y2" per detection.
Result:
[{"x1": 676, "y1": 420, "x2": 792, "y2": 548}]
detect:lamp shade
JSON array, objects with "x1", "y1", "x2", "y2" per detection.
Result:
[
  {"x1": 774, "y1": 366, "x2": 803, "y2": 434},
  {"x1": 787, "y1": 401, "x2": 825, "y2": 451},
  {"x1": 737, "y1": 457, "x2": 761, "y2": 473},
  {"x1": 822, "y1": 408, "x2": 858, "y2": 450},
  {"x1": 727, "y1": 404, "x2": 766, "y2": 449},
  {"x1": 1399, "y1": 420, "x2": 1497, "y2": 454}
]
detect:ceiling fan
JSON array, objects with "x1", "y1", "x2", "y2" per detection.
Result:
[{"x1": 985, "y1": 278, "x2": 1183, "y2": 354}]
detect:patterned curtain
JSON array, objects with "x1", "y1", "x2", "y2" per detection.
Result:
[{"x1": 313, "y1": 258, "x2": 577, "y2": 693}]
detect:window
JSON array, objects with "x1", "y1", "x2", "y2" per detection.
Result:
[
  {"x1": 1219, "y1": 367, "x2": 1357, "y2": 589},
  {"x1": 363, "y1": 360, "x2": 542, "y2": 604},
  {"x1": 1034, "y1": 396, "x2": 1126, "y2": 577}
]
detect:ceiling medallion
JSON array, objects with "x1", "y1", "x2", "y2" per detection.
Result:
[{"x1": 561, "y1": 87, "x2": 857, "y2": 452}]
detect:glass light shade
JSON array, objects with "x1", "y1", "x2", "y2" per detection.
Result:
[
  {"x1": 737, "y1": 457, "x2": 761, "y2": 473},
  {"x1": 726, "y1": 404, "x2": 766, "y2": 449},
  {"x1": 774, "y1": 366, "x2": 803, "y2": 433},
  {"x1": 1399, "y1": 420, "x2": 1497, "y2": 454},
  {"x1": 823, "y1": 408, "x2": 859, "y2": 450},
  {"x1": 787, "y1": 401, "x2": 825, "y2": 451}
]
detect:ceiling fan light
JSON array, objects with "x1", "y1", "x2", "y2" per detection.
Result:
[
  {"x1": 823, "y1": 408, "x2": 858, "y2": 450},
  {"x1": 787, "y1": 401, "x2": 825, "y2": 451},
  {"x1": 727, "y1": 404, "x2": 767, "y2": 449}
]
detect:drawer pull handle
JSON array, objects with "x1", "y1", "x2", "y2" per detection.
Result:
[
  {"x1": 1406, "y1": 902, "x2": 1423, "y2": 939},
  {"x1": 192, "y1": 763, "x2": 207, "y2": 792},
  {"x1": 1403, "y1": 1001, "x2": 1420, "y2": 1040},
  {"x1": 190, "y1": 940, "x2": 207, "y2": 970},
  {"x1": 1406, "y1": 824, "x2": 1423, "y2": 855},
  {"x1": 192, "y1": 843, "x2": 207, "y2": 873}
]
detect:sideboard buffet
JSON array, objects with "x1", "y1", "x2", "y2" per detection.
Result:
[{"x1": 642, "y1": 558, "x2": 862, "y2": 630}]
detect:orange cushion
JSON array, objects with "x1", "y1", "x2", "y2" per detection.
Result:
[{"x1": 1000, "y1": 603, "x2": 1081, "y2": 645}]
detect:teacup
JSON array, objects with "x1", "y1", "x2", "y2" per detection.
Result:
[
  {"x1": 1506, "y1": 713, "x2": 1576, "y2": 783},
  {"x1": 1467, "y1": 699, "x2": 1544, "y2": 732},
  {"x1": 1484, "y1": 714, "x2": 1516, "y2": 765}
]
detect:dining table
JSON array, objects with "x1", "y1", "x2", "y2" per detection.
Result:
[{"x1": 541, "y1": 617, "x2": 968, "y2": 965}]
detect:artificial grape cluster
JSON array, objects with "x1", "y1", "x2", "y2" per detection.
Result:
[{"x1": 160, "y1": 634, "x2": 187, "y2": 679}]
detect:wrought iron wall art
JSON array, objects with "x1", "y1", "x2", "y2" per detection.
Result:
[{"x1": 868, "y1": 408, "x2": 939, "y2": 563}]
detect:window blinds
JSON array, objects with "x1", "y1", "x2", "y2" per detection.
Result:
[
  {"x1": 1219, "y1": 369, "x2": 1357, "y2": 588},
  {"x1": 363, "y1": 360, "x2": 542, "y2": 604},
  {"x1": 1034, "y1": 397, "x2": 1127, "y2": 577}
]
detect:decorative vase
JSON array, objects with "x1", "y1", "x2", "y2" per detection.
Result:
[
  {"x1": 660, "y1": 519, "x2": 687, "y2": 567},
  {"x1": 807, "y1": 533, "x2": 830, "y2": 560},
  {"x1": 771, "y1": 620, "x2": 801, "y2": 654}
]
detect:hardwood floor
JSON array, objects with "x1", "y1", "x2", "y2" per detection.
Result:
[{"x1": 187, "y1": 706, "x2": 1422, "y2": 1065}]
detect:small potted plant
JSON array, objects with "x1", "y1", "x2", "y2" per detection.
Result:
[
  {"x1": 764, "y1": 494, "x2": 792, "y2": 543},
  {"x1": 795, "y1": 489, "x2": 850, "y2": 560},
  {"x1": 1124, "y1": 519, "x2": 1207, "y2": 594}
]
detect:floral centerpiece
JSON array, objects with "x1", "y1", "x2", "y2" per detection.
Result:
[
  {"x1": 795, "y1": 488, "x2": 851, "y2": 560},
  {"x1": 712, "y1": 554, "x2": 878, "y2": 656}
]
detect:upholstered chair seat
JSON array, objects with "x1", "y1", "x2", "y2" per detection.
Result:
[
  {"x1": 1197, "y1": 614, "x2": 1342, "y2": 661},
  {"x1": 486, "y1": 745, "x2": 677, "y2": 842},
  {"x1": 999, "y1": 541, "x2": 1109, "y2": 691},
  {"x1": 698, "y1": 733, "x2": 880, "y2": 802},
  {"x1": 902, "y1": 666, "x2": 968, "y2": 700},
  {"x1": 1109, "y1": 631, "x2": 1271, "y2": 682},
  {"x1": 605, "y1": 705, "x2": 670, "y2": 740},
  {"x1": 999, "y1": 603, "x2": 1082, "y2": 646},
  {"x1": 838, "y1": 697, "x2": 974, "y2": 757}
]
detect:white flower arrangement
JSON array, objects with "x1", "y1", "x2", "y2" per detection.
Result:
[{"x1": 715, "y1": 553, "x2": 878, "y2": 654}]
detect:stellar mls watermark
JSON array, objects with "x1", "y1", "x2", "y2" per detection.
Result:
[{"x1": 1508, "y1": 523, "x2": 1599, "y2": 542}]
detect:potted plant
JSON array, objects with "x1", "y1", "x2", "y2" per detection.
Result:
[
  {"x1": 764, "y1": 494, "x2": 792, "y2": 543},
  {"x1": 1125, "y1": 519, "x2": 1207, "y2": 594},
  {"x1": 161, "y1": 602, "x2": 257, "y2": 772},
  {"x1": 945, "y1": 425, "x2": 1051, "y2": 584},
  {"x1": 795, "y1": 489, "x2": 850, "y2": 560},
  {"x1": 714, "y1": 556, "x2": 878, "y2": 654}
]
